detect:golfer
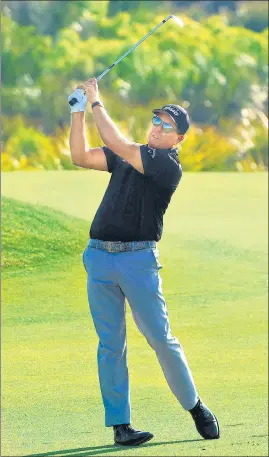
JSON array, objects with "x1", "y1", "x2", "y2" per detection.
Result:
[{"x1": 68, "y1": 78, "x2": 220, "y2": 446}]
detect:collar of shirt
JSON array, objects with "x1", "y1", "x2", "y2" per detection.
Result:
[{"x1": 146, "y1": 144, "x2": 178, "y2": 155}]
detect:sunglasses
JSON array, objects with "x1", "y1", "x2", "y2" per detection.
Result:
[{"x1": 152, "y1": 115, "x2": 177, "y2": 133}]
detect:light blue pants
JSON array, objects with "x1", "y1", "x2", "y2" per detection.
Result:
[{"x1": 82, "y1": 241, "x2": 199, "y2": 427}]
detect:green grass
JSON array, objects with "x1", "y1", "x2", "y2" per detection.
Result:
[
  {"x1": 1, "y1": 171, "x2": 268, "y2": 457},
  {"x1": 1, "y1": 197, "x2": 89, "y2": 273}
]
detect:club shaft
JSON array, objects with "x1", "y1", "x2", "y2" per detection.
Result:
[
  {"x1": 68, "y1": 15, "x2": 174, "y2": 105},
  {"x1": 96, "y1": 15, "x2": 173, "y2": 81}
]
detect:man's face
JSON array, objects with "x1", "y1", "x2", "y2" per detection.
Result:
[{"x1": 147, "y1": 112, "x2": 184, "y2": 149}]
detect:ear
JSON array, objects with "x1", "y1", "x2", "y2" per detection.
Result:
[{"x1": 177, "y1": 135, "x2": 185, "y2": 144}]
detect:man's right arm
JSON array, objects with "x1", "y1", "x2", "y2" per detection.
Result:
[{"x1": 69, "y1": 112, "x2": 108, "y2": 172}]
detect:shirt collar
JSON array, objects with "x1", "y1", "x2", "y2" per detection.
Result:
[{"x1": 146, "y1": 144, "x2": 179, "y2": 155}]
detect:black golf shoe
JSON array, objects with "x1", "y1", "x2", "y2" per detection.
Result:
[
  {"x1": 113, "y1": 424, "x2": 154, "y2": 446},
  {"x1": 189, "y1": 399, "x2": 220, "y2": 440}
]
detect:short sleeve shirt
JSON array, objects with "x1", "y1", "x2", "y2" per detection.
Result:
[{"x1": 89, "y1": 144, "x2": 182, "y2": 242}]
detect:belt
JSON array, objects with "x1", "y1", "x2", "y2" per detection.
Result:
[{"x1": 88, "y1": 239, "x2": 157, "y2": 252}]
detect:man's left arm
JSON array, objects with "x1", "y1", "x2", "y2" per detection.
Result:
[{"x1": 78, "y1": 78, "x2": 144, "y2": 174}]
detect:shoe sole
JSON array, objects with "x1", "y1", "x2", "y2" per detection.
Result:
[{"x1": 114, "y1": 434, "x2": 154, "y2": 446}]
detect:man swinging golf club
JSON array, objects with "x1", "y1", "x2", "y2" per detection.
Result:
[{"x1": 68, "y1": 77, "x2": 220, "y2": 446}]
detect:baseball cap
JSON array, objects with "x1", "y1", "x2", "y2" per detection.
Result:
[{"x1": 152, "y1": 104, "x2": 190, "y2": 134}]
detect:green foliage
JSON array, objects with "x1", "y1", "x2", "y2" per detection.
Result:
[
  {"x1": 1, "y1": 118, "x2": 77, "y2": 171},
  {"x1": 1, "y1": 197, "x2": 87, "y2": 271},
  {"x1": 2, "y1": 0, "x2": 97, "y2": 38},
  {"x1": 1, "y1": 3, "x2": 268, "y2": 171},
  {"x1": 223, "y1": 109, "x2": 269, "y2": 171},
  {"x1": 3, "y1": 11, "x2": 267, "y2": 128},
  {"x1": 2, "y1": 15, "x2": 51, "y2": 86},
  {"x1": 2, "y1": 107, "x2": 267, "y2": 172},
  {"x1": 179, "y1": 125, "x2": 238, "y2": 171}
]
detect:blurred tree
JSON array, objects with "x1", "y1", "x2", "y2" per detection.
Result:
[
  {"x1": 204, "y1": 1, "x2": 237, "y2": 13},
  {"x1": 108, "y1": 0, "x2": 139, "y2": 16},
  {"x1": 173, "y1": 1, "x2": 237, "y2": 11},
  {"x1": 109, "y1": 1, "x2": 239, "y2": 16},
  {"x1": 2, "y1": 10, "x2": 267, "y2": 130},
  {"x1": 167, "y1": 1, "x2": 268, "y2": 32},
  {"x1": 2, "y1": 0, "x2": 92, "y2": 38},
  {"x1": 233, "y1": 1, "x2": 269, "y2": 32},
  {"x1": 2, "y1": 15, "x2": 51, "y2": 86},
  {"x1": 107, "y1": 1, "x2": 164, "y2": 16},
  {"x1": 1, "y1": 3, "x2": 268, "y2": 174}
]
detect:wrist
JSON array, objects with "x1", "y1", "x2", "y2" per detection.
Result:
[
  {"x1": 92, "y1": 100, "x2": 104, "y2": 109},
  {"x1": 71, "y1": 111, "x2": 85, "y2": 119},
  {"x1": 70, "y1": 104, "x2": 87, "y2": 114}
]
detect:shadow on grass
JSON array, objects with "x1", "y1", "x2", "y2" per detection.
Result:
[{"x1": 26, "y1": 439, "x2": 204, "y2": 457}]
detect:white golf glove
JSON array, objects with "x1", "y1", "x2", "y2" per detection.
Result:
[{"x1": 68, "y1": 88, "x2": 88, "y2": 113}]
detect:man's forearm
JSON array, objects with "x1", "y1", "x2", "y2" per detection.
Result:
[
  {"x1": 69, "y1": 112, "x2": 89, "y2": 164},
  {"x1": 71, "y1": 78, "x2": 142, "y2": 171},
  {"x1": 92, "y1": 105, "x2": 130, "y2": 152}
]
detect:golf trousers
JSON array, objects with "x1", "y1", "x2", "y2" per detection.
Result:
[{"x1": 82, "y1": 239, "x2": 199, "y2": 427}]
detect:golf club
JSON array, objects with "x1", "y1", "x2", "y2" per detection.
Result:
[{"x1": 69, "y1": 15, "x2": 184, "y2": 106}]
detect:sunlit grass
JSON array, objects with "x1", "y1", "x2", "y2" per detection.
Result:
[{"x1": 1, "y1": 172, "x2": 268, "y2": 456}]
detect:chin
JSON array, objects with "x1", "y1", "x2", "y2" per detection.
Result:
[{"x1": 148, "y1": 138, "x2": 159, "y2": 148}]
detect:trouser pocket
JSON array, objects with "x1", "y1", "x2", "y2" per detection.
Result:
[{"x1": 150, "y1": 248, "x2": 162, "y2": 270}]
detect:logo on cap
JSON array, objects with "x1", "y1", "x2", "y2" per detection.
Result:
[{"x1": 165, "y1": 106, "x2": 181, "y2": 117}]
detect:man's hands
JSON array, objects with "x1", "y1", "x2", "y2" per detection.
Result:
[
  {"x1": 68, "y1": 78, "x2": 100, "y2": 114},
  {"x1": 77, "y1": 78, "x2": 99, "y2": 104},
  {"x1": 68, "y1": 88, "x2": 88, "y2": 113}
]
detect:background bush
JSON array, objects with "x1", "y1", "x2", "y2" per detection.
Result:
[{"x1": 1, "y1": 0, "x2": 268, "y2": 171}]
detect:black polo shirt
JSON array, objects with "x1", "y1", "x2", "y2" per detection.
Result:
[{"x1": 89, "y1": 144, "x2": 182, "y2": 242}]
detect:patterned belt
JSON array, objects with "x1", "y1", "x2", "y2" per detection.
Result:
[{"x1": 88, "y1": 238, "x2": 157, "y2": 252}]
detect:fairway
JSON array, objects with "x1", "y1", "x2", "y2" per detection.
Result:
[{"x1": 1, "y1": 171, "x2": 268, "y2": 457}]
